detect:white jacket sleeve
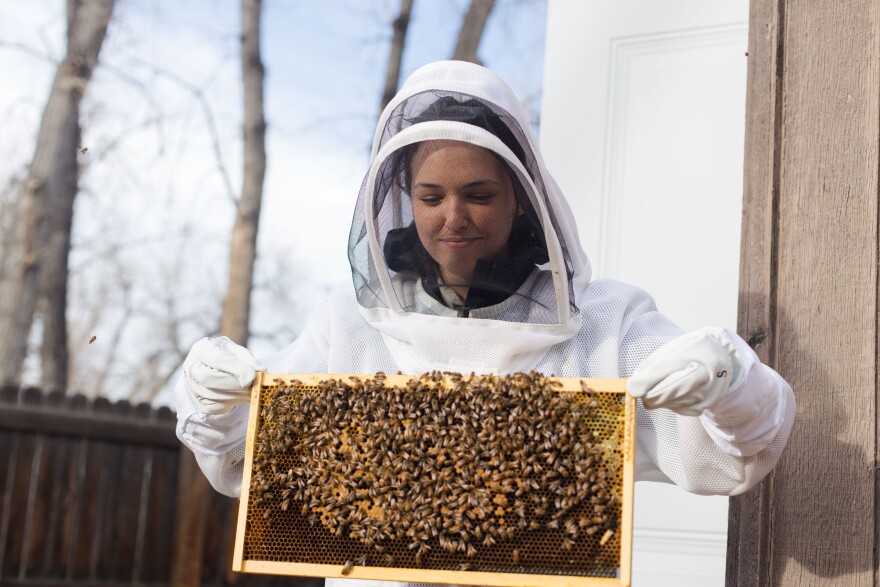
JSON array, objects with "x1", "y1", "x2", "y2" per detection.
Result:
[{"x1": 174, "y1": 377, "x2": 250, "y2": 497}]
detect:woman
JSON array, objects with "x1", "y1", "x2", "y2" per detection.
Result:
[{"x1": 175, "y1": 60, "x2": 794, "y2": 584}]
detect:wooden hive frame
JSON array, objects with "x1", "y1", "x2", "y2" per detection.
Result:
[{"x1": 233, "y1": 373, "x2": 635, "y2": 587}]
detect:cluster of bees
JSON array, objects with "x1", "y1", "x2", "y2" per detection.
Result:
[{"x1": 250, "y1": 371, "x2": 619, "y2": 569}]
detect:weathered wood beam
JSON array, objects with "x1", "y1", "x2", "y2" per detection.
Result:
[{"x1": 729, "y1": 0, "x2": 880, "y2": 585}]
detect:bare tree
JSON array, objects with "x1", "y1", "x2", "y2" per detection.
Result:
[
  {"x1": 0, "y1": 170, "x2": 25, "y2": 285},
  {"x1": 219, "y1": 0, "x2": 267, "y2": 346},
  {"x1": 36, "y1": 107, "x2": 80, "y2": 392},
  {"x1": 0, "y1": 0, "x2": 116, "y2": 388},
  {"x1": 380, "y1": 0, "x2": 414, "y2": 114},
  {"x1": 169, "y1": 22, "x2": 263, "y2": 572},
  {"x1": 452, "y1": 0, "x2": 495, "y2": 64}
]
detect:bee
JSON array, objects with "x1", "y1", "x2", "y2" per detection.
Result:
[
  {"x1": 88, "y1": 335, "x2": 97, "y2": 344},
  {"x1": 511, "y1": 548, "x2": 521, "y2": 564},
  {"x1": 340, "y1": 560, "x2": 355, "y2": 576}
]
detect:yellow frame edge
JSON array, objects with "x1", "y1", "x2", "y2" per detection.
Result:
[{"x1": 232, "y1": 371, "x2": 265, "y2": 571}]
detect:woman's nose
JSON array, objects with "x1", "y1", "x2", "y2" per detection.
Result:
[{"x1": 443, "y1": 198, "x2": 469, "y2": 231}]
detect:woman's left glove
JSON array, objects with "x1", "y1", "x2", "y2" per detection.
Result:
[
  {"x1": 183, "y1": 336, "x2": 266, "y2": 415},
  {"x1": 626, "y1": 327, "x2": 744, "y2": 416}
]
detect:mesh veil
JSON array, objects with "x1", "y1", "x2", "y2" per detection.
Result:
[{"x1": 348, "y1": 90, "x2": 579, "y2": 326}]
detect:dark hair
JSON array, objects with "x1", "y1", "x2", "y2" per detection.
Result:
[
  {"x1": 416, "y1": 96, "x2": 527, "y2": 162},
  {"x1": 395, "y1": 96, "x2": 527, "y2": 192}
]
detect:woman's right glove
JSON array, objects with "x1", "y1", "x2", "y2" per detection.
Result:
[
  {"x1": 183, "y1": 336, "x2": 266, "y2": 415},
  {"x1": 626, "y1": 327, "x2": 742, "y2": 416},
  {"x1": 627, "y1": 327, "x2": 791, "y2": 457}
]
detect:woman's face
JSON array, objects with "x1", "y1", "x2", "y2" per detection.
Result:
[{"x1": 410, "y1": 140, "x2": 520, "y2": 288}]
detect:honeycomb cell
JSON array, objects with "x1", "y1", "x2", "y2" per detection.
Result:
[{"x1": 237, "y1": 372, "x2": 633, "y2": 585}]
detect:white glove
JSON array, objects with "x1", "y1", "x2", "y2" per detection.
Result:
[
  {"x1": 627, "y1": 328, "x2": 744, "y2": 417},
  {"x1": 183, "y1": 336, "x2": 266, "y2": 415}
]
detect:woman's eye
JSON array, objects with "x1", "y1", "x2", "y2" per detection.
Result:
[
  {"x1": 418, "y1": 195, "x2": 443, "y2": 206},
  {"x1": 468, "y1": 193, "x2": 494, "y2": 203}
]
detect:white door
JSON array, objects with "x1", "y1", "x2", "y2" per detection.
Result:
[{"x1": 540, "y1": 2, "x2": 749, "y2": 585}]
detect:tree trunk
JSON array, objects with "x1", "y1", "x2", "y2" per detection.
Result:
[
  {"x1": 451, "y1": 0, "x2": 495, "y2": 64},
  {"x1": 37, "y1": 117, "x2": 79, "y2": 392},
  {"x1": 219, "y1": 0, "x2": 267, "y2": 346},
  {"x1": 0, "y1": 0, "x2": 115, "y2": 387},
  {"x1": 39, "y1": 0, "x2": 84, "y2": 392},
  {"x1": 380, "y1": 0, "x2": 414, "y2": 114}
]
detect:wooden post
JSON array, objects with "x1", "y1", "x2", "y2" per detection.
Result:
[
  {"x1": 170, "y1": 451, "x2": 211, "y2": 587},
  {"x1": 727, "y1": 1, "x2": 879, "y2": 585}
]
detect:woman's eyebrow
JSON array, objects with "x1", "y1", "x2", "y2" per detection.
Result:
[
  {"x1": 463, "y1": 179, "x2": 500, "y2": 188},
  {"x1": 414, "y1": 179, "x2": 500, "y2": 189}
]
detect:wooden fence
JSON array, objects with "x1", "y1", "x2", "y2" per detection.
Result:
[{"x1": 0, "y1": 385, "x2": 319, "y2": 587}]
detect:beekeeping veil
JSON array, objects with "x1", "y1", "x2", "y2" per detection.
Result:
[{"x1": 348, "y1": 61, "x2": 591, "y2": 374}]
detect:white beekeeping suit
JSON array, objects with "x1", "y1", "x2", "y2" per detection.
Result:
[{"x1": 175, "y1": 60, "x2": 795, "y2": 587}]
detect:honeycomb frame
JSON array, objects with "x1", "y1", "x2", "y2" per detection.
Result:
[{"x1": 233, "y1": 372, "x2": 635, "y2": 587}]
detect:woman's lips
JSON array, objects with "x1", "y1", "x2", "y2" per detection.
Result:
[{"x1": 439, "y1": 237, "x2": 479, "y2": 249}]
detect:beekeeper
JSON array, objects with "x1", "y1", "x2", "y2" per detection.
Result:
[{"x1": 175, "y1": 59, "x2": 794, "y2": 550}]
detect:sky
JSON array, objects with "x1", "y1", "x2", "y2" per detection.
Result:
[{"x1": 0, "y1": 0, "x2": 547, "y2": 403}]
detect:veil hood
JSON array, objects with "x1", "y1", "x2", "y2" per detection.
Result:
[{"x1": 348, "y1": 60, "x2": 592, "y2": 374}]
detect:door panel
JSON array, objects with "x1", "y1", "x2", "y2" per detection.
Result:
[{"x1": 541, "y1": 2, "x2": 749, "y2": 585}]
